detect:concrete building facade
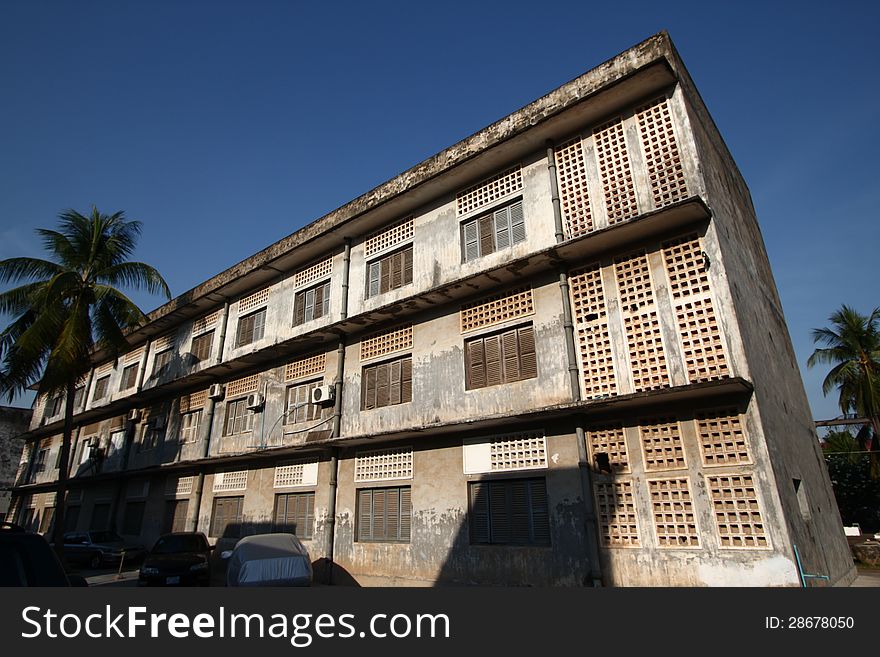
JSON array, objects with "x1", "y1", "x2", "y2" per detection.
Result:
[{"x1": 9, "y1": 32, "x2": 855, "y2": 586}]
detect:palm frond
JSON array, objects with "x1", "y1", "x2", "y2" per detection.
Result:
[
  {"x1": 96, "y1": 262, "x2": 171, "y2": 299},
  {"x1": 0, "y1": 257, "x2": 64, "y2": 285}
]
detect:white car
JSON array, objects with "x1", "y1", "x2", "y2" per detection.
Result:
[{"x1": 222, "y1": 533, "x2": 312, "y2": 587}]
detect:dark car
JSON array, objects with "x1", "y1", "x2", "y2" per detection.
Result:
[
  {"x1": 138, "y1": 532, "x2": 213, "y2": 586},
  {"x1": 61, "y1": 530, "x2": 144, "y2": 569},
  {"x1": 0, "y1": 522, "x2": 88, "y2": 586},
  {"x1": 223, "y1": 533, "x2": 312, "y2": 587}
]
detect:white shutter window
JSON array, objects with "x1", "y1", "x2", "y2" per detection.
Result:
[
  {"x1": 368, "y1": 261, "x2": 381, "y2": 297},
  {"x1": 494, "y1": 206, "x2": 511, "y2": 250},
  {"x1": 304, "y1": 288, "x2": 315, "y2": 321},
  {"x1": 464, "y1": 219, "x2": 479, "y2": 261},
  {"x1": 510, "y1": 200, "x2": 526, "y2": 244}
]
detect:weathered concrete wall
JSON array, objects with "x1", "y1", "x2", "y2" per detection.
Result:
[{"x1": 0, "y1": 406, "x2": 31, "y2": 520}]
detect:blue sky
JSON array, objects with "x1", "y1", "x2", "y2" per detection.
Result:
[{"x1": 1, "y1": 0, "x2": 878, "y2": 421}]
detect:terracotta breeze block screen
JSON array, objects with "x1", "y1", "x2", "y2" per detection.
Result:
[
  {"x1": 360, "y1": 325, "x2": 413, "y2": 361},
  {"x1": 178, "y1": 389, "x2": 208, "y2": 414},
  {"x1": 459, "y1": 286, "x2": 534, "y2": 333},
  {"x1": 364, "y1": 217, "x2": 414, "y2": 258},
  {"x1": 285, "y1": 353, "x2": 326, "y2": 381},
  {"x1": 593, "y1": 116, "x2": 638, "y2": 224},
  {"x1": 697, "y1": 410, "x2": 751, "y2": 466},
  {"x1": 569, "y1": 263, "x2": 617, "y2": 397},
  {"x1": 649, "y1": 478, "x2": 700, "y2": 547},
  {"x1": 555, "y1": 138, "x2": 593, "y2": 237},
  {"x1": 192, "y1": 309, "x2": 221, "y2": 335},
  {"x1": 707, "y1": 475, "x2": 769, "y2": 548},
  {"x1": 293, "y1": 256, "x2": 333, "y2": 288},
  {"x1": 587, "y1": 423, "x2": 629, "y2": 473},
  {"x1": 490, "y1": 432, "x2": 547, "y2": 471},
  {"x1": 226, "y1": 374, "x2": 259, "y2": 398},
  {"x1": 238, "y1": 287, "x2": 269, "y2": 314},
  {"x1": 456, "y1": 166, "x2": 523, "y2": 216},
  {"x1": 594, "y1": 480, "x2": 640, "y2": 547},
  {"x1": 355, "y1": 446, "x2": 413, "y2": 482},
  {"x1": 640, "y1": 419, "x2": 686, "y2": 471},
  {"x1": 637, "y1": 97, "x2": 688, "y2": 208}
]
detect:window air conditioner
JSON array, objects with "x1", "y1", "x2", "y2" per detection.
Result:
[
  {"x1": 208, "y1": 383, "x2": 224, "y2": 400},
  {"x1": 311, "y1": 384, "x2": 335, "y2": 405},
  {"x1": 245, "y1": 392, "x2": 264, "y2": 410}
]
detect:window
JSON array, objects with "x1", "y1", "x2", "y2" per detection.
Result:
[
  {"x1": 366, "y1": 245, "x2": 413, "y2": 298},
  {"x1": 285, "y1": 380, "x2": 326, "y2": 424},
  {"x1": 90, "y1": 503, "x2": 111, "y2": 530},
  {"x1": 77, "y1": 436, "x2": 97, "y2": 465},
  {"x1": 54, "y1": 445, "x2": 64, "y2": 470},
  {"x1": 46, "y1": 395, "x2": 63, "y2": 419},
  {"x1": 122, "y1": 501, "x2": 145, "y2": 535},
  {"x1": 223, "y1": 399, "x2": 254, "y2": 436},
  {"x1": 361, "y1": 355, "x2": 412, "y2": 410},
  {"x1": 273, "y1": 492, "x2": 315, "y2": 538},
  {"x1": 191, "y1": 330, "x2": 214, "y2": 362},
  {"x1": 120, "y1": 364, "x2": 138, "y2": 391},
  {"x1": 357, "y1": 486, "x2": 411, "y2": 542},
  {"x1": 93, "y1": 376, "x2": 110, "y2": 401},
  {"x1": 72, "y1": 386, "x2": 85, "y2": 410},
  {"x1": 152, "y1": 348, "x2": 173, "y2": 376},
  {"x1": 236, "y1": 309, "x2": 266, "y2": 347},
  {"x1": 163, "y1": 499, "x2": 189, "y2": 534},
  {"x1": 210, "y1": 496, "x2": 244, "y2": 538},
  {"x1": 39, "y1": 507, "x2": 55, "y2": 534},
  {"x1": 180, "y1": 409, "x2": 202, "y2": 443},
  {"x1": 34, "y1": 448, "x2": 48, "y2": 474},
  {"x1": 461, "y1": 200, "x2": 525, "y2": 262},
  {"x1": 293, "y1": 281, "x2": 330, "y2": 326},
  {"x1": 468, "y1": 478, "x2": 550, "y2": 546},
  {"x1": 465, "y1": 324, "x2": 537, "y2": 390},
  {"x1": 140, "y1": 423, "x2": 164, "y2": 452}
]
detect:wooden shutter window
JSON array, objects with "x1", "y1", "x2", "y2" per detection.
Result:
[
  {"x1": 466, "y1": 340, "x2": 486, "y2": 389},
  {"x1": 358, "y1": 489, "x2": 373, "y2": 541},
  {"x1": 357, "y1": 487, "x2": 411, "y2": 542},
  {"x1": 368, "y1": 246, "x2": 413, "y2": 298},
  {"x1": 463, "y1": 220, "x2": 479, "y2": 262},
  {"x1": 518, "y1": 325, "x2": 538, "y2": 379},
  {"x1": 401, "y1": 357, "x2": 413, "y2": 403},
  {"x1": 479, "y1": 214, "x2": 495, "y2": 257},
  {"x1": 465, "y1": 324, "x2": 538, "y2": 389},
  {"x1": 468, "y1": 478, "x2": 549, "y2": 545},
  {"x1": 362, "y1": 356, "x2": 412, "y2": 410},
  {"x1": 509, "y1": 201, "x2": 526, "y2": 244}
]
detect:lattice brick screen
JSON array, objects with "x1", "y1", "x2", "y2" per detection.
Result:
[
  {"x1": 192, "y1": 310, "x2": 221, "y2": 335},
  {"x1": 569, "y1": 264, "x2": 617, "y2": 397},
  {"x1": 662, "y1": 234, "x2": 709, "y2": 300},
  {"x1": 226, "y1": 374, "x2": 259, "y2": 398},
  {"x1": 649, "y1": 477, "x2": 700, "y2": 547},
  {"x1": 285, "y1": 353, "x2": 326, "y2": 381},
  {"x1": 637, "y1": 97, "x2": 688, "y2": 208},
  {"x1": 364, "y1": 217, "x2": 415, "y2": 258},
  {"x1": 238, "y1": 287, "x2": 270, "y2": 313},
  {"x1": 153, "y1": 334, "x2": 175, "y2": 352},
  {"x1": 593, "y1": 117, "x2": 638, "y2": 224},
  {"x1": 697, "y1": 410, "x2": 750, "y2": 466},
  {"x1": 640, "y1": 419, "x2": 686, "y2": 471},
  {"x1": 124, "y1": 348, "x2": 145, "y2": 364},
  {"x1": 354, "y1": 446, "x2": 413, "y2": 482},
  {"x1": 615, "y1": 251, "x2": 654, "y2": 310},
  {"x1": 360, "y1": 325, "x2": 413, "y2": 361},
  {"x1": 293, "y1": 256, "x2": 333, "y2": 288},
  {"x1": 490, "y1": 432, "x2": 547, "y2": 471},
  {"x1": 625, "y1": 312, "x2": 670, "y2": 390},
  {"x1": 96, "y1": 361, "x2": 114, "y2": 376},
  {"x1": 587, "y1": 423, "x2": 629, "y2": 473},
  {"x1": 213, "y1": 470, "x2": 248, "y2": 492},
  {"x1": 459, "y1": 286, "x2": 534, "y2": 333},
  {"x1": 179, "y1": 389, "x2": 208, "y2": 414},
  {"x1": 594, "y1": 480, "x2": 640, "y2": 547},
  {"x1": 555, "y1": 137, "x2": 593, "y2": 238},
  {"x1": 165, "y1": 475, "x2": 194, "y2": 496},
  {"x1": 707, "y1": 475, "x2": 769, "y2": 548},
  {"x1": 456, "y1": 166, "x2": 523, "y2": 216},
  {"x1": 44, "y1": 492, "x2": 56, "y2": 506},
  {"x1": 677, "y1": 298, "x2": 729, "y2": 381},
  {"x1": 274, "y1": 460, "x2": 319, "y2": 488}
]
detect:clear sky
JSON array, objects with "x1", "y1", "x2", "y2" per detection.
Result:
[{"x1": 1, "y1": 0, "x2": 878, "y2": 421}]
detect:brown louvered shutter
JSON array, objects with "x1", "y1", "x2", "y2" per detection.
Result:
[
  {"x1": 399, "y1": 487, "x2": 411, "y2": 541},
  {"x1": 380, "y1": 256, "x2": 391, "y2": 294},
  {"x1": 510, "y1": 480, "x2": 530, "y2": 543},
  {"x1": 390, "y1": 251, "x2": 403, "y2": 289},
  {"x1": 501, "y1": 329, "x2": 520, "y2": 382},
  {"x1": 401, "y1": 357, "x2": 412, "y2": 403},
  {"x1": 518, "y1": 325, "x2": 538, "y2": 380},
  {"x1": 484, "y1": 335, "x2": 503, "y2": 387},
  {"x1": 373, "y1": 489, "x2": 387, "y2": 539},
  {"x1": 386, "y1": 488, "x2": 399, "y2": 539},
  {"x1": 403, "y1": 246, "x2": 413, "y2": 285},
  {"x1": 389, "y1": 359, "x2": 402, "y2": 405},
  {"x1": 479, "y1": 214, "x2": 495, "y2": 256},
  {"x1": 313, "y1": 284, "x2": 325, "y2": 320},
  {"x1": 293, "y1": 292, "x2": 305, "y2": 326},
  {"x1": 529, "y1": 479, "x2": 550, "y2": 545},
  {"x1": 362, "y1": 367, "x2": 377, "y2": 410},
  {"x1": 489, "y1": 483, "x2": 510, "y2": 543},
  {"x1": 466, "y1": 340, "x2": 486, "y2": 389},
  {"x1": 469, "y1": 482, "x2": 490, "y2": 544},
  {"x1": 358, "y1": 489, "x2": 372, "y2": 541},
  {"x1": 375, "y1": 362, "x2": 390, "y2": 408}
]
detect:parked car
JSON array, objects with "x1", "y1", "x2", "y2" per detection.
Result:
[
  {"x1": 138, "y1": 532, "x2": 213, "y2": 586},
  {"x1": 223, "y1": 533, "x2": 312, "y2": 587},
  {"x1": 0, "y1": 522, "x2": 88, "y2": 586},
  {"x1": 59, "y1": 530, "x2": 144, "y2": 569}
]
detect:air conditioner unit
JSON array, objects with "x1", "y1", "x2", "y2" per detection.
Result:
[
  {"x1": 208, "y1": 383, "x2": 224, "y2": 400},
  {"x1": 311, "y1": 384, "x2": 335, "y2": 405},
  {"x1": 245, "y1": 392, "x2": 264, "y2": 410},
  {"x1": 127, "y1": 409, "x2": 141, "y2": 422}
]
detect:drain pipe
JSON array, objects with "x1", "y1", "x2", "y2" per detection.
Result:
[
  {"x1": 340, "y1": 238, "x2": 351, "y2": 320},
  {"x1": 546, "y1": 140, "x2": 565, "y2": 243}
]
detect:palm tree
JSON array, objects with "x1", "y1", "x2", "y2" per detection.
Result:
[
  {"x1": 808, "y1": 305, "x2": 880, "y2": 475},
  {"x1": 0, "y1": 207, "x2": 170, "y2": 559}
]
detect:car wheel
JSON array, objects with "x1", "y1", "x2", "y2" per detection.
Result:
[{"x1": 88, "y1": 553, "x2": 101, "y2": 569}]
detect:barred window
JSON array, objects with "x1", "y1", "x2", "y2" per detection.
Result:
[
  {"x1": 92, "y1": 376, "x2": 110, "y2": 401},
  {"x1": 357, "y1": 486, "x2": 411, "y2": 542},
  {"x1": 223, "y1": 399, "x2": 254, "y2": 436},
  {"x1": 465, "y1": 324, "x2": 537, "y2": 390},
  {"x1": 235, "y1": 308, "x2": 266, "y2": 347},
  {"x1": 119, "y1": 364, "x2": 138, "y2": 391},
  {"x1": 274, "y1": 492, "x2": 315, "y2": 539},
  {"x1": 468, "y1": 478, "x2": 550, "y2": 546},
  {"x1": 366, "y1": 245, "x2": 413, "y2": 298},
  {"x1": 191, "y1": 330, "x2": 214, "y2": 362},
  {"x1": 461, "y1": 200, "x2": 526, "y2": 262},
  {"x1": 209, "y1": 496, "x2": 244, "y2": 538},
  {"x1": 285, "y1": 380, "x2": 326, "y2": 425},
  {"x1": 293, "y1": 281, "x2": 330, "y2": 326},
  {"x1": 361, "y1": 356, "x2": 412, "y2": 410}
]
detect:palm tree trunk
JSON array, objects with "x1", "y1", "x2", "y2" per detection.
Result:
[{"x1": 50, "y1": 379, "x2": 75, "y2": 563}]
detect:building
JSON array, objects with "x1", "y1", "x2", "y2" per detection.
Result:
[
  {"x1": 0, "y1": 406, "x2": 30, "y2": 523},
  {"x1": 9, "y1": 32, "x2": 855, "y2": 586}
]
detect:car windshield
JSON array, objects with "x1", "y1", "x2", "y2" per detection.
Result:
[
  {"x1": 89, "y1": 531, "x2": 123, "y2": 543},
  {"x1": 152, "y1": 535, "x2": 205, "y2": 554}
]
